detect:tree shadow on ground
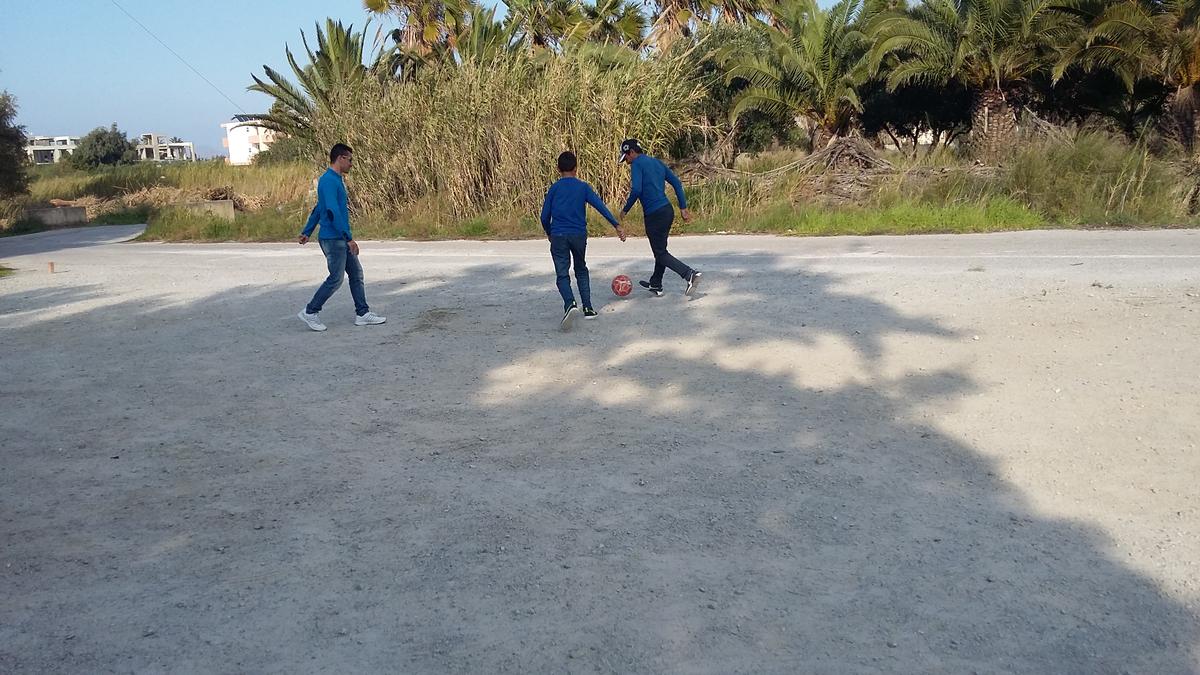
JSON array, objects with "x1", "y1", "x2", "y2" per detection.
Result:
[
  {"x1": 0, "y1": 251, "x2": 1195, "y2": 673},
  {"x1": 0, "y1": 224, "x2": 144, "y2": 258},
  {"x1": 0, "y1": 284, "x2": 109, "y2": 317}
]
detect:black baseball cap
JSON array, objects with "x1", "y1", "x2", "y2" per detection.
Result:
[{"x1": 619, "y1": 139, "x2": 643, "y2": 162}]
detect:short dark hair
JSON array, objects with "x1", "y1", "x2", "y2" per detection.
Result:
[
  {"x1": 557, "y1": 151, "x2": 577, "y2": 173},
  {"x1": 330, "y1": 143, "x2": 353, "y2": 164}
]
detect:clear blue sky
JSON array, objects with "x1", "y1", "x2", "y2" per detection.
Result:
[{"x1": 0, "y1": 1, "x2": 457, "y2": 157}]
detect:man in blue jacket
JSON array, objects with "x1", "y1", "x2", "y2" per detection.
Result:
[
  {"x1": 541, "y1": 151, "x2": 627, "y2": 331},
  {"x1": 618, "y1": 139, "x2": 702, "y2": 297},
  {"x1": 297, "y1": 143, "x2": 385, "y2": 332}
]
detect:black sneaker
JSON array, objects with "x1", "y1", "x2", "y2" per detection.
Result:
[
  {"x1": 685, "y1": 271, "x2": 703, "y2": 296},
  {"x1": 560, "y1": 303, "x2": 580, "y2": 331},
  {"x1": 639, "y1": 280, "x2": 664, "y2": 297},
  {"x1": 583, "y1": 307, "x2": 598, "y2": 319}
]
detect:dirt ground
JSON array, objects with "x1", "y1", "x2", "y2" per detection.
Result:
[{"x1": 1, "y1": 227, "x2": 1198, "y2": 673}]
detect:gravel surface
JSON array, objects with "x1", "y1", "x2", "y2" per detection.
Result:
[{"x1": 2, "y1": 227, "x2": 1198, "y2": 673}]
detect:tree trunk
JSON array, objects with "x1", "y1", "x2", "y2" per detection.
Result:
[
  {"x1": 969, "y1": 88, "x2": 1017, "y2": 161},
  {"x1": 809, "y1": 125, "x2": 833, "y2": 153},
  {"x1": 1160, "y1": 87, "x2": 1199, "y2": 158},
  {"x1": 926, "y1": 129, "x2": 943, "y2": 157},
  {"x1": 882, "y1": 128, "x2": 901, "y2": 152},
  {"x1": 1192, "y1": 109, "x2": 1200, "y2": 163},
  {"x1": 700, "y1": 118, "x2": 739, "y2": 169},
  {"x1": 1184, "y1": 87, "x2": 1200, "y2": 162}
]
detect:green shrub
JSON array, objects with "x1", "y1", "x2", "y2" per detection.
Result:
[{"x1": 141, "y1": 205, "x2": 304, "y2": 242}]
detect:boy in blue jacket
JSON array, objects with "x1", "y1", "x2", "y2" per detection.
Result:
[
  {"x1": 541, "y1": 151, "x2": 627, "y2": 331},
  {"x1": 618, "y1": 139, "x2": 702, "y2": 297}
]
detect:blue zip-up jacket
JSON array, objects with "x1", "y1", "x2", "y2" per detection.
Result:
[
  {"x1": 622, "y1": 154, "x2": 687, "y2": 216},
  {"x1": 301, "y1": 168, "x2": 353, "y2": 241},
  {"x1": 540, "y1": 176, "x2": 620, "y2": 237}
]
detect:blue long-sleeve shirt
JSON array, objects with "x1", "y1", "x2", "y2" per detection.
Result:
[
  {"x1": 622, "y1": 154, "x2": 687, "y2": 216},
  {"x1": 540, "y1": 176, "x2": 620, "y2": 237},
  {"x1": 301, "y1": 168, "x2": 353, "y2": 241}
]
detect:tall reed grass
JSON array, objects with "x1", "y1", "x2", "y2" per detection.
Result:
[
  {"x1": 7, "y1": 118, "x2": 1197, "y2": 240},
  {"x1": 311, "y1": 52, "x2": 708, "y2": 224}
]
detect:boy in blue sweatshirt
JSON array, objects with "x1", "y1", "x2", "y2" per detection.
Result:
[
  {"x1": 541, "y1": 151, "x2": 627, "y2": 331},
  {"x1": 618, "y1": 139, "x2": 702, "y2": 297},
  {"x1": 296, "y1": 143, "x2": 385, "y2": 332}
]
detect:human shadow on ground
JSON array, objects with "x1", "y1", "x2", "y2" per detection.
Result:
[{"x1": 0, "y1": 251, "x2": 1195, "y2": 674}]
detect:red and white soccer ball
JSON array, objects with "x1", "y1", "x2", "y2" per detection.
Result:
[{"x1": 611, "y1": 274, "x2": 632, "y2": 297}]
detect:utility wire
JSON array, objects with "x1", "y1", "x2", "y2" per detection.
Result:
[{"x1": 108, "y1": 0, "x2": 247, "y2": 114}]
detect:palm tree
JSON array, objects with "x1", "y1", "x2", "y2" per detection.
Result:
[
  {"x1": 868, "y1": 0, "x2": 1081, "y2": 158},
  {"x1": 248, "y1": 20, "x2": 371, "y2": 141},
  {"x1": 364, "y1": 0, "x2": 469, "y2": 54},
  {"x1": 647, "y1": 0, "x2": 770, "y2": 50},
  {"x1": 715, "y1": 0, "x2": 770, "y2": 24},
  {"x1": 454, "y1": 4, "x2": 521, "y2": 62},
  {"x1": 580, "y1": 0, "x2": 647, "y2": 47},
  {"x1": 723, "y1": 0, "x2": 869, "y2": 149},
  {"x1": 646, "y1": 0, "x2": 707, "y2": 49},
  {"x1": 1055, "y1": 0, "x2": 1200, "y2": 155},
  {"x1": 504, "y1": 0, "x2": 588, "y2": 52}
]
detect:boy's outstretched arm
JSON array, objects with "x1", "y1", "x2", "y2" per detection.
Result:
[
  {"x1": 586, "y1": 185, "x2": 626, "y2": 241},
  {"x1": 665, "y1": 164, "x2": 692, "y2": 222},
  {"x1": 540, "y1": 185, "x2": 554, "y2": 239}
]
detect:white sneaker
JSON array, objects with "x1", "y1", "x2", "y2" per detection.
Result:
[
  {"x1": 355, "y1": 311, "x2": 386, "y2": 326},
  {"x1": 298, "y1": 311, "x2": 327, "y2": 332}
]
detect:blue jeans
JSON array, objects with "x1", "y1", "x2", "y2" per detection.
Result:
[
  {"x1": 306, "y1": 238, "x2": 368, "y2": 316},
  {"x1": 549, "y1": 234, "x2": 590, "y2": 310},
  {"x1": 644, "y1": 205, "x2": 693, "y2": 287}
]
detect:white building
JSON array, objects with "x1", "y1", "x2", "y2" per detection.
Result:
[
  {"x1": 136, "y1": 133, "x2": 197, "y2": 162},
  {"x1": 221, "y1": 115, "x2": 279, "y2": 165},
  {"x1": 26, "y1": 136, "x2": 80, "y2": 164}
]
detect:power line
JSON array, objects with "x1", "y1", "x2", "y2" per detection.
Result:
[{"x1": 108, "y1": 0, "x2": 247, "y2": 115}]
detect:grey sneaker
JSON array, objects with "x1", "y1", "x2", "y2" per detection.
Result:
[
  {"x1": 298, "y1": 311, "x2": 327, "y2": 332},
  {"x1": 685, "y1": 271, "x2": 703, "y2": 296},
  {"x1": 355, "y1": 311, "x2": 386, "y2": 326},
  {"x1": 560, "y1": 303, "x2": 580, "y2": 331}
]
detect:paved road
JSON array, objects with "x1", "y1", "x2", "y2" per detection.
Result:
[{"x1": 3, "y1": 225, "x2": 1199, "y2": 275}]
